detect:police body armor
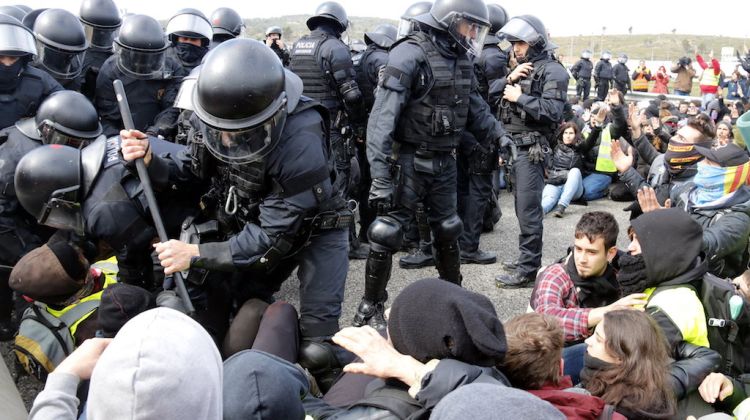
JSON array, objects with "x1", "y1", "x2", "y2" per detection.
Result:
[
  {"x1": 353, "y1": 45, "x2": 378, "y2": 111},
  {"x1": 394, "y1": 32, "x2": 472, "y2": 152},
  {"x1": 289, "y1": 33, "x2": 339, "y2": 110},
  {"x1": 0, "y1": 66, "x2": 47, "y2": 130}
]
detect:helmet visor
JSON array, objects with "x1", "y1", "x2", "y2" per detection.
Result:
[
  {"x1": 174, "y1": 76, "x2": 197, "y2": 110},
  {"x1": 397, "y1": 18, "x2": 414, "y2": 40},
  {"x1": 498, "y1": 18, "x2": 542, "y2": 46},
  {"x1": 0, "y1": 23, "x2": 37, "y2": 56},
  {"x1": 447, "y1": 15, "x2": 489, "y2": 57},
  {"x1": 38, "y1": 185, "x2": 84, "y2": 235},
  {"x1": 166, "y1": 14, "x2": 213, "y2": 40},
  {"x1": 581, "y1": 51, "x2": 592, "y2": 59},
  {"x1": 202, "y1": 104, "x2": 287, "y2": 164},
  {"x1": 114, "y1": 43, "x2": 165, "y2": 80},
  {"x1": 39, "y1": 124, "x2": 92, "y2": 148},
  {"x1": 34, "y1": 41, "x2": 83, "y2": 79},
  {"x1": 84, "y1": 24, "x2": 117, "y2": 50}
]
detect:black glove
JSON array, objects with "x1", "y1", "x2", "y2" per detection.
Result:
[{"x1": 368, "y1": 177, "x2": 393, "y2": 210}]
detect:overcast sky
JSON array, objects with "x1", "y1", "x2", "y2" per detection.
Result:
[{"x1": 5, "y1": 0, "x2": 750, "y2": 38}]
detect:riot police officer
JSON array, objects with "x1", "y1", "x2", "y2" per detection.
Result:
[
  {"x1": 96, "y1": 14, "x2": 186, "y2": 138},
  {"x1": 31, "y1": 8, "x2": 89, "y2": 91},
  {"x1": 613, "y1": 53, "x2": 631, "y2": 94},
  {"x1": 0, "y1": 5, "x2": 27, "y2": 21},
  {"x1": 165, "y1": 8, "x2": 212, "y2": 72},
  {"x1": 354, "y1": 0, "x2": 506, "y2": 328},
  {"x1": 0, "y1": 14, "x2": 62, "y2": 131},
  {"x1": 0, "y1": 90, "x2": 101, "y2": 340},
  {"x1": 289, "y1": 1, "x2": 367, "y2": 257},
  {"x1": 457, "y1": 3, "x2": 509, "y2": 265},
  {"x1": 120, "y1": 39, "x2": 352, "y2": 390},
  {"x1": 492, "y1": 15, "x2": 569, "y2": 288},
  {"x1": 396, "y1": 1, "x2": 432, "y2": 39},
  {"x1": 265, "y1": 26, "x2": 290, "y2": 66},
  {"x1": 571, "y1": 49, "x2": 593, "y2": 100},
  {"x1": 594, "y1": 50, "x2": 613, "y2": 100},
  {"x1": 78, "y1": 0, "x2": 121, "y2": 100},
  {"x1": 210, "y1": 7, "x2": 245, "y2": 47}
]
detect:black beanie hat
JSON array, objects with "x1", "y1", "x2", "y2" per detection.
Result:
[
  {"x1": 388, "y1": 278, "x2": 507, "y2": 367},
  {"x1": 98, "y1": 283, "x2": 156, "y2": 338}
]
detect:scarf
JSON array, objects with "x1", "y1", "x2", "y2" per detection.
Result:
[
  {"x1": 175, "y1": 43, "x2": 209, "y2": 67},
  {"x1": 579, "y1": 352, "x2": 617, "y2": 387},
  {"x1": 567, "y1": 256, "x2": 620, "y2": 308},
  {"x1": 664, "y1": 139, "x2": 713, "y2": 175},
  {"x1": 691, "y1": 161, "x2": 750, "y2": 208},
  {"x1": 0, "y1": 59, "x2": 23, "y2": 92},
  {"x1": 617, "y1": 253, "x2": 650, "y2": 295}
]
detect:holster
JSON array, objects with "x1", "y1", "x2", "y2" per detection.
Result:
[{"x1": 180, "y1": 215, "x2": 219, "y2": 285}]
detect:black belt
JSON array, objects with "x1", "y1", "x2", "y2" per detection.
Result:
[{"x1": 308, "y1": 209, "x2": 353, "y2": 231}]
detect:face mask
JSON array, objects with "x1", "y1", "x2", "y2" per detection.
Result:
[
  {"x1": 617, "y1": 253, "x2": 650, "y2": 294},
  {"x1": 692, "y1": 161, "x2": 748, "y2": 207},
  {"x1": 0, "y1": 59, "x2": 23, "y2": 92},
  {"x1": 663, "y1": 138, "x2": 713, "y2": 175},
  {"x1": 175, "y1": 43, "x2": 208, "y2": 66}
]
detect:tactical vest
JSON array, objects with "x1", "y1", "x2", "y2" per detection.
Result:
[
  {"x1": 394, "y1": 32, "x2": 472, "y2": 151},
  {"x1": 500, "y1": 60, "x2": 559, "y2": 135},
  {"x1": 353, "y1": 45, "x2": 378, "y2": 111},
  {"x1": 289, "y1": 33, "x2": 338, "y2": 105},
  {"x1": 0, "y1": 66, "x2": 46, "y2": 130}
]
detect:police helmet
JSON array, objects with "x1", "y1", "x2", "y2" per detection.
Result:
[
  {"x1": 166, "y1": 8, "x2": 212, "y2": 47},
  {"x1": 193, "y1": 39, "x2": 301, "y2": 164},
  {"x1": 35, "y1": 91, "x2": 102, "y2": 148},
  {"x1": 413, "y1": 0, "x2": 491, "y2": 56},
  {"x1": 306, "y1": 1, "x2": 349, "y2": 33},
  {"x1": 13, "y1": 5, "x2": 32, "y2": 14},
  {"x1": 0, "y1": 14, "x2": 36, "y2": 57},
  {"x1": 15, "y1": 145, "x2": 85, "y2": 234},
  {"x1": 32, "y1": 9, "x2": 88, "y2": 80},
  {"x1": 349, "y1": 39, "x2": 366, "y2": 54},
  {"x1": 581, "y1": 49, "x2": 592, "y2": 59},
  {"x1": 265, "y1": 25, "x2": 283, "y2": 37},
  {"x1": 79, "y1": 0, "x2": 121, "y2": 52},
  {"x1": 0, "y1": 5, "x2": 26, "y2": 22},
  {"x1": 397, "y1": 1, "x2": 432, "y2": 39},
  {"x1": 364, "y1": 24, "x2": 397, "y2": 49},
  {"x1": 484, "y1": 4, "x2": 508, "y2": 44},
  {"x1": 601, "y1": 50, "x2": 612, "y2": 60},
  {"x1": 618, "y1": 53, "x2": 628, "y2": 64},
  {"x1": 113, "y1": 14, "x2": 167, "y2": 79},
  {"x1": 21, "y1": 8, "x2": 46, "y2": 30},
  {"x1": 211, "y1": 8, "x2": 244, "y2": 39},
  {"x1": 498, "y1": 15, "x2": 555, "y2": 51},
  {"x1": 174, "y1": 65, "x2": 201, "y2": 111}
]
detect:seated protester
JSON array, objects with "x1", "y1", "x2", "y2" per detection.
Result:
[
  {"x1": 502, "y1": 312, "x2": 627, "y2": 420},
  {"x1": 696, "y1": 372, "x2": 750, "y2": 419},
  {"x1": 531, "y1": 211, "x2": 646, "y2": 344},
  {"x1": 430, "y1": 383, "x2": 565, "y2": 420},
  {"x1": 578, "y1": 89, "x2": 630, "y2": 201},
  {"x1": 706, "y1": 96, "x2": 731, "y2": 123},
  {"x1": 581, "y1": 310, "x2": 677, "y2": 418},
  {"x1": 667, "y1": 143, "x2": 750, "y2": 278},
  {"x1": 619, "y1": 210, "x2": 721, "y2": 399},
  {"x1": 28, "y1": 308, "x2": 222, "y2": 420},
  {"x1": 614, "y1": 107, "x2": 716, "y2": 218},
  {"x1": 716, "y1": 121, "x2": 734, "y2": 146},
  {"x1": 543, "y1": 122, "x2": 585, "y2": 218}
]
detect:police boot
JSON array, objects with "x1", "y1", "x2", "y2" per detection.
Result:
[
  {"x1": 398, "y1": 241, "x2": 435, "y2": 269},
  {"x1": 434, "y1": 241, "x2": 462, "y2": 286},
  {"x1": 298, "y1": 339, "x2": 346, "y2": 394},
  {"x1": 353, "y1": 250, "x2": 391, "y2": 330}
]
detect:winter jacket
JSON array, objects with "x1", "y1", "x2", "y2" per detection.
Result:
[
  {"x1": 652, "y1": 72, "x2": 670, "y2": 94},
  {"x1": 671, "y1": 62, "x2": 696, "y2": 93},
  {"x1": 631, "y1": 67, "x2": 652, "y2": 92},
  {"x1": 579, "y1": 104, "x2": 629, "y2": 176},
  {"x1": 612, "y1": 63, "x2": 631, "y2": 90},
  {"x1": 546, "y1": 142, "x2": 584, "y2": 185},
  {"x1": 571, "y1": 58, "x2": 594, "y2": 80},
  {"x1": 594, "y1": 59, "x2": 613, "y2": 81}
]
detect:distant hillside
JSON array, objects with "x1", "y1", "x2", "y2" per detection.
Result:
[{"x1": 551, "y1": 34, "x2": 748, "y2": 63}]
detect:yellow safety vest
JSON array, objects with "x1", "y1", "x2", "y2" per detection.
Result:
[
  {"x1": 632, "y1": 71, "x2": 650, "y2": 91},
  {"x1": 595, "y1": 124, "x2": 617, "y2": 173},
  {"x1": 644, "y1": 286, "x2": 710, "y2": 348},
  {"x1": 700, "y1": 68, "x2": 720, "y2": 87}
]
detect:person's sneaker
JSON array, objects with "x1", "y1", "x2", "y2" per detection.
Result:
[
  {"x1": 348, "y1": 243, "x2": 370, "y2": 260},
  {"x1": 495, "y1": 271, "x2": 536, "y2": 288},
  {"x1": 550, "y1": 204, "x2": 566, "y2": 218},
  {"x1": 398, "y1": 247, "x2": 435, "y2": 269},
  {"x1": 501, "y1": 260, "x2": 519, "y2": 271},
  {"x1": 460, "y1": 249, "x2": 497, "y2": 265}
]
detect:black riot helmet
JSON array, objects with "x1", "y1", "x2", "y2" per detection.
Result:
[
  {"x1": 498, "y1": 14, "x2": 556, "y2": 60},
  {"x1": 15, "y1": 145, "x2": 85, "y2": 234},
  {"x1": 21, "y1": 8, "x2": 46, "y2": 30},
  {"x1": 32, "y1": 8, "x2": 88, "y2": 80},
  {"x1": 484, "y1": 4, "x2": 508, "y2": 44},
  {"x1": 79, "y1": 0, "x2": 121, "y2": 52},
  {"x1": 306, "y1": 1, "x2": 349, "y2": 33},
  {"x1": 265, "y1": 25, "x2": 283, "y2": 37},
  {"x1": 581, "y1": 49, "x2": 592, "y2": 59},
  {"x1": 364, "y1": 24, "x2": 397, "y2": 49},
  {"x1": 210, "y1": 7, "x2": 245, "y2": 40},
  {"x1": 113, "y1": 14, "x2": 167, "y2": 80},
  {"x1": 167, "y1": 8, "x2": 213, "y2": 47},
  {"x1": 193, "y1": 39, "x2": 296, "y2": 164},
  {"x1": 397, "y1": 1, "x2": 432, "y2": 39},
  {"x1": 618, "y1": 53, "x2": 628, "y2": 64},
  {"x1": 13, "y1": 5, "x2": 32, "y2": 13},
  {"x1": 0, "y1": 13, "x2": 36, "y2": 57},
  {"x1": 174, "y1": 65, "x2": 200, "y2": 111},
  {"x1": 413, "y1": 0, "x2": 491, "y2": 56},
  {"x1": 601, "y1": 50, "x2": 611, "y2": 60},
  {"x1": 34, "y1": 91, "x2": 102, "y2": 148},
  {"x1": 0, "y1": 5, "x2": 26, "y2": 21}
]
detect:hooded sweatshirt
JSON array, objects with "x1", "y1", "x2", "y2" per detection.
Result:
[{"x1": 28, "y1": 308, "x2": 223, "y2": 420}]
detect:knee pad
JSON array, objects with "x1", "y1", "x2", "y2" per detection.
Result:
[
  {"x1": 367, "y1": 216, "x2": 402, "y2": 252},
  {"x1": 433, "y1": 214, "x2": 463, "y2": 243}
]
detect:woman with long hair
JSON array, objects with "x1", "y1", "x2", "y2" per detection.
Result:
[
  {"x1": 542, "y1": 121, "x2": 585, "y2": 217},
  {"x1": 582, "y1": 310, "x2": 676, "y2": 419}
]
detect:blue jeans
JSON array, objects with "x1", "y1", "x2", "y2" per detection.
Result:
[
  {"x1": 542, "y1": 168, "x2": 584, "y2": 213},
  {"x1": 674, "y1": 90, "x2": 689, "y2": 96},
  {"x1": 562, "y1": 342, "x2": 587, "y2": 385},
  {"x1": 701, "y1": 93, "x2": 716, "y2": 111},
  {"x1": 582, "y1": 172, "x2": 612, "y2": 201}
]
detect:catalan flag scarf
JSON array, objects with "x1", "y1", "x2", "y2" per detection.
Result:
[{"x1": 691, "y1": 161, "x2": 750, "y2": 208}]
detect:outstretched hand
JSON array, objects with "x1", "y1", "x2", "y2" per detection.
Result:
[
  {"x1": 637, "y1": 187, "x2": 671, "y2": 213},
  {"x1": 610, "y1": 139, "x2": 633, "y2": 173}
]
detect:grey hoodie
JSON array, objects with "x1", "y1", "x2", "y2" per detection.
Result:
[{"x1": 29, "y1": 308, "x2": 223, "y2": 420}]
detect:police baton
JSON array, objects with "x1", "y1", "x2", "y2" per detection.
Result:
[{"x1": 112, "y1": 79, "x2": 195, "y2": 316}]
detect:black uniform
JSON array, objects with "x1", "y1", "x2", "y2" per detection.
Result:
[
  {"x1": 594, "y1": 58, "x2": 613, "y2": 100},
  {"x1": 571, "y1": 58, "x2": 593, "y2": 100},
  {"x1": 491, "y1": 52, "x2": 569, "y2": 280},
  {"x1": 0, "y1": 63, "x2": 63, "y2": 130},
  {"x1": 79, "y1": 49, "x2": 112, "y2": 101},
  {"x1": 166, "y1": 44, "x2": 208, "y2": 72},
  {"x1": 613, "y1": 62, "x2": 631, "y2": 94},
  {"x1": 95, "y1": 55, "x2": 186, "y2": 138}
]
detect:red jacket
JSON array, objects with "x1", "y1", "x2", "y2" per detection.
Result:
[
  {"x1": 696, "y1": 54, "x2": 721, "y2": 94},
  {"x1": 528, "y1": 377, "x2": 627, "y2": 420}
]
